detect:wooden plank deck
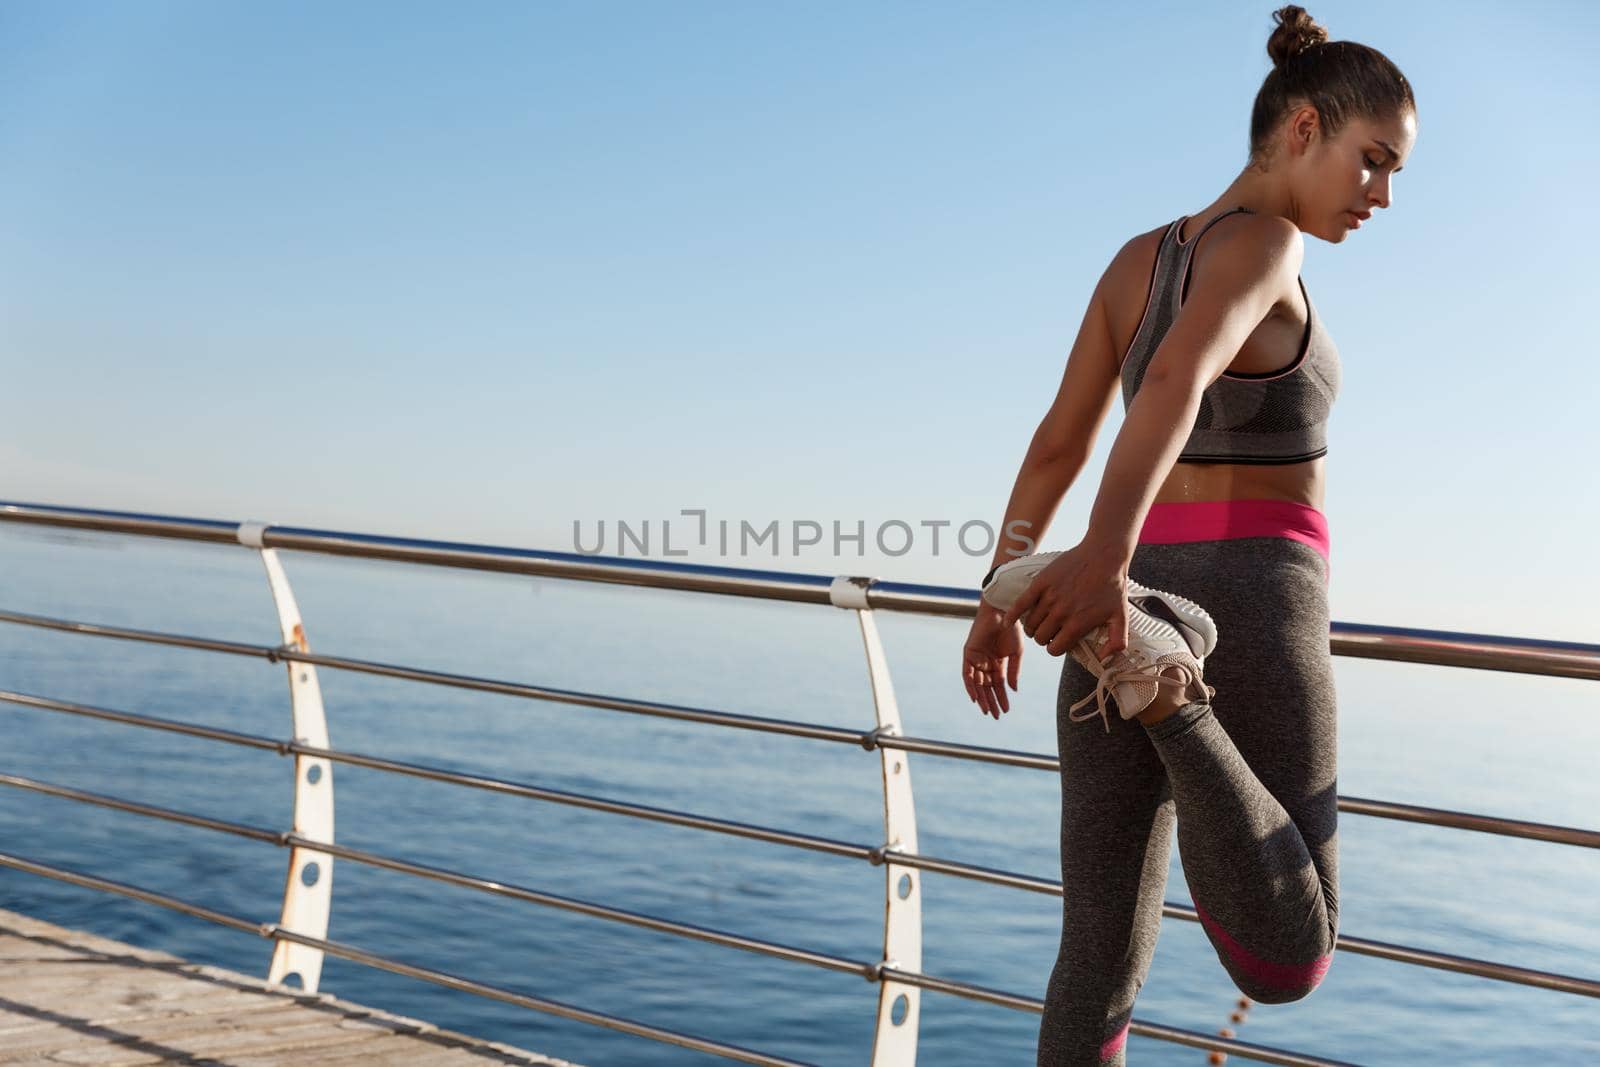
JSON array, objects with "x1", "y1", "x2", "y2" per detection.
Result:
[{"x1": 0, "y1": 907, "x2": 582, "y2": 1065}]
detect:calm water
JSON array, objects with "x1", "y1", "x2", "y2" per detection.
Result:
[{"x1": 0, "y1": 526, "x2": 1596, "y2": 1066}]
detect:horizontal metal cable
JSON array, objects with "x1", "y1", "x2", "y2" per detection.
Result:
[
  {"x1": 1, "y1": 840, "x2": 1350, "y2": 1067},
  {"x1": 1253, "y1": 916, "x2": 1600, "y2": 998},
  {"x1": 879, "y1": 850, "x2": 1600, "y2": 1000},
  {"x1": 5, "y1": 500, "x2": 1600, "y2": 679},
  {"x1": 2, "y1": 696, "x2": 876, "y2": 863},
  {"x1": 0, "y1": 610, "x2": 890, "y2": 747},
  {"x1": 5, "y1": 764, "x2": 1596, "y2": 1002},
  {"x1": 0, "y1": 791, "x2": 1353, "y2": 1067},
  {"x1": 0, "y1": 773, "x2": 283, "y2": 845},
  {"x1": 279, "y1": 738, "x2": 875, "y2": 860},
  {"x1": 0, "y1": 835, "x2": 1368, "y2": 1067},
  {"x1": 0, "y1": 609, "x2": 1050, "y2": 764},
  {"x1": 0, "y1": 689, "x2": 284, "y2": 752},
  {"x1": 879, "y1": 849, "x2": 1062, "y2": 894},
  {"x1": 7, "y1": 682, "x2": 1596, "y2": 857},
  {"x1": 0, "y1": 768, "x2": 873, "y2": 979},
  {"x1": 0, "y1": 609, "x2": 1055, "y2": 765},
  {"x1": 275, "y1": 646, "x2": 871, "y2": 745},
  {"x1": 877, "y1": 966, "x2": 1363, "y2": 1067},
  {"x1": 296, "y1": 732, "x2": 1600, "y2": 971},
  {"x1": 0, "y1": 849, "x2": 816, "y2": 1067},
  {"x1": 0, "y1": 688, "x2": 876, "y2": 864},
  {"x1": 0, "y1": 851, "x2": 263, "y2": 936},
  {"x1": 268, "y1": 928, "x2": 819, "y2": 1067},
  {"x1": 874, "y1": 731, "x2": 1059, "y2": 769},
  {"x1": 7, "y1": 601, "x2": 1600, "y2": 852},
  {"x1": 1337, "y1": 795, "x2": 1600, "y2": 849},
  {"x1": 0, "y1": 609, "x2": 276, "y2": 658},
  {"x1": 285, "y1": 833, "x2": 871, "y2": 978},
  {"x1": 7, "y1": 607, "x2": 1600, "y2": 845}
]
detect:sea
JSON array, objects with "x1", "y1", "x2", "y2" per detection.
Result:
[{"x1": 1, "y1": 525, "x2": 1596, "y2": 1066}]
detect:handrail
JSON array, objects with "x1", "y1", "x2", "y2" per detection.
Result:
[
  {"x1": 2, "y1": 499, "x2": 1598, "y2": 1067},
  {"x1": 4, "y1": 501, "x2": 1599, "y2": 678}
]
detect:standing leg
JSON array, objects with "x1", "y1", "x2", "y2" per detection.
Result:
[
  {"x1": 1138, "y1": 539, "x2": 1340, "y2": 1004},
  {"x1": 1037, "y1": 653, "x2": 1175, "y2": 1067}
]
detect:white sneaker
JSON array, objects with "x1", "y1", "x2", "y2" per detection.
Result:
[
  {"x1": 980, "y1": 554, "x2": 1218, "y2": 658},
  {"x1": 1123, "y1": 580, "x2": 1217, "y2": 660},
  {"x1": 978, "y1": 553, "x2": 1218, "y2": 733},
  {"x1": 1067, "y1": 608, "x2": 1216, "y2": 734}
]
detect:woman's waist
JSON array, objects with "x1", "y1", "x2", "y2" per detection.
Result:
[
  {"x1": 1137, "y1": 497, "x2": 1330, "y2": 561},
  {"x1": 1153, "y1": 456, "x2": 1324, "y2": 511}
]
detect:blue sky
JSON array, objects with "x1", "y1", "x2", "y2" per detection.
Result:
[{"x1": 3, "y1": 1, "x2": 1598, "y2": 641}]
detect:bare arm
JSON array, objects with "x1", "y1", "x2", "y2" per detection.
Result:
[
  {"x1": 965, "y1": 218, "x2": 1299, "y2": 711},
  {"x1": 982, "y1": 259, "x2": 1126, "y2": 580},
  {"x1": 995, "y1": 215, "x2": 1303, "y2": 664},
  {"x1": 1083, "y1": 216, "x2": 1303, "y2": 566},
  {"x1": 963, "y1": 251, "x2": 1125, "y2": 717}
]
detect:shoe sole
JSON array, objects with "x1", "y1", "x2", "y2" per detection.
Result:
[
  {"x1": 979, "y1": 551, "x2": 1063, "y2": 612},
  {"x1": 1127, "y1": 578, "x2": 1217, "y2": 660}
]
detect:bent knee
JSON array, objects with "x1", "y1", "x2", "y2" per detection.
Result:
[
  {"x1": 1197, "y1": 903, "x2": 1337, "y2": 1005},
  {"x1": 1238, "y1": 977, "x2": 1321, "y2": 1004},
  {"x1": 1232, "y1": 954, "x2": 1333, "y2": 1004}
]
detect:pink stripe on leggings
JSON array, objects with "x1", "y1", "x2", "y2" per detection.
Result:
[
  {"x1": 1099, "y1": 1020, "x2": 1129, "y2": 1063},
  {"x1": 1194, "y1": 901, "x2": 1332, "y2": 993},
  {"x1": 1138, "y1": 498, "x2": 1330, "y2": 582}
]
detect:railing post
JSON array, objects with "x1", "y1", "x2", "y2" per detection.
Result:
[
  {"x1": 237, "y1": 521, "x2": 334, "y2": 992},
  {"x1": 832, "y1": 576, "x2": 921, "y2": 1066}
]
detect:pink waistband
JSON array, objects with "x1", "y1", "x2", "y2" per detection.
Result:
[{"x1": 1137, "y1": 498, "x2": 1330, "y2": 563}]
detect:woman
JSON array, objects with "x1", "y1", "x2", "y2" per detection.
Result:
[{"x1": 959, "y1": 7, "x2": 1416, "y2": 1064}]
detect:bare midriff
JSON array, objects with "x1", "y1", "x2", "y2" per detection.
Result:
[{"x1": 1152, "y1": 457, "x2": 1325, "y2": 511}]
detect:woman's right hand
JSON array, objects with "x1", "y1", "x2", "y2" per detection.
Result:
[{"x1": 963, "y1": 602, "x2": 1024, "y2": 719}]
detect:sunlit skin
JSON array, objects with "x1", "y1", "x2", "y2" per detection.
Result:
[
  {"x1": 1133, "y1": 104, "x2": 1416, "y2": 725},
  {"x1": 1154, "y1": 104, "x2": 1417, "y2": 518},
  {"x1": 961, "y1": 101, "x2": 1417, "y2": 721}
]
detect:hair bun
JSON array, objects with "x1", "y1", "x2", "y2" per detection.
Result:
[{"x1": 1267, "y1": 5, "x2": 1329, "y2": 69}]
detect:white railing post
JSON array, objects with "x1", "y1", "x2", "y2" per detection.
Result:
[
  {"x1": 831, "y1": 576, "x2": 921, "y2": 1066},
  {"x1": 237, "y1": 521, "x2": 334, "y2": 992}
]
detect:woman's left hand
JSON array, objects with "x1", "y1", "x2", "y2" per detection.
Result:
[{"x1": 999, "y1": 540, "x2": 1129, "y2": 661}]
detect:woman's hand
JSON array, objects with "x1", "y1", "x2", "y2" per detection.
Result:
[
  {"x1": 963, "y1": 603, "x2": 1023, "y2": 719},
  {"x1": 1000, "y1": 540, "x2": 1130, "y2": 662}
]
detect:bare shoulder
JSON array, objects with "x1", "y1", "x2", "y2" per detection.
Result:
[
  {"x1": 1142, "y1": 212, "x2": 1305, "y2": 389},
  {"x1": 1106, "y1": 221, "x2": 1169, "y2": 286},
  {"x1": 1097, "y1": 221, "x2": 1172, "y2": 349},
  {"x1": 1197, "y1": 211, "x2": 1304, "y2": 286}
]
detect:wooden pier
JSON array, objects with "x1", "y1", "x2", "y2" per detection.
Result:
[{"x1": 0, "y1": 907, "x2": 581, "y2": 1065}]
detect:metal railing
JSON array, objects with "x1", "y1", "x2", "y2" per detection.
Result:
[{"x1": 0, "y1": 500, "x2": 1596, "y2": 1067}]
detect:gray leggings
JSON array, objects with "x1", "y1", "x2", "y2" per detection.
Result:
[{"x1": 1035, "y1": 534, "x2": 1340, "y2": 1066}]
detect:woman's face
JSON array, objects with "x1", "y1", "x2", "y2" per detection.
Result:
[{"x1": 1294, "y1": 106, "x2": 1417, "y2": 242}]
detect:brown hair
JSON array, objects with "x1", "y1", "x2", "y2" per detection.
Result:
[{"x1": 1249, "y1": 5, "x2": 1415, "y2": 164}]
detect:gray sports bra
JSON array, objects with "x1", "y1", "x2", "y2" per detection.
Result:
[{"x1": 1119, "y1": 205, "x2": 1341, "y2": 465}]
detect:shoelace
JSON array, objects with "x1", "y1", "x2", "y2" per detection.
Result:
[{"x1": 1068, "y1": 644, "x2": 1217, "y2": 734}]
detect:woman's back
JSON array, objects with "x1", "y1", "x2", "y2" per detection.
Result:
[{"x1": 1105, "y1": 207, "x2": 1335, "y2": 510}]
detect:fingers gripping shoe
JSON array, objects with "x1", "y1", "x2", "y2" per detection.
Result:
[
  {"x1": 980, "y1": 554, "x2": 1218, "y2": 659},
  {"x1": 978, "y1": 554, "x2": 1219, "y2": 733}
]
